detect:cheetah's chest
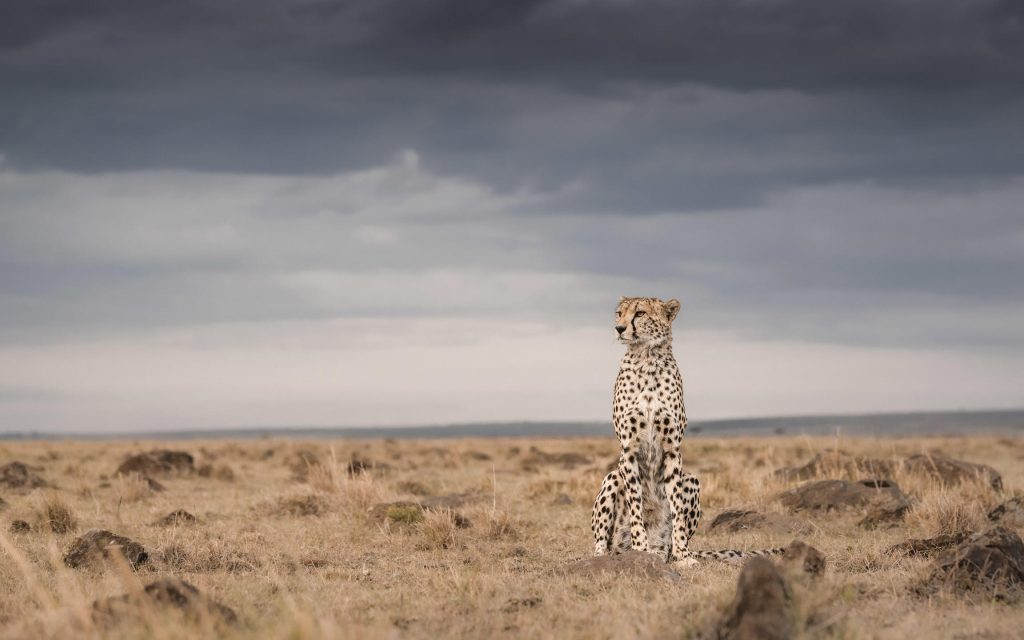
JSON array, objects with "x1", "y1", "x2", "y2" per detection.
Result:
[{"x1": 615, "y1": 364, "x2": 673, "y2": 419}]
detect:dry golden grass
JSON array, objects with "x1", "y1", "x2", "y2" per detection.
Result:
[{"x1": 0, "y1": 434, "x2": 1022, "y2": 639}]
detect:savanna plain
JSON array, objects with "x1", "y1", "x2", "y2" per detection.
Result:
[{"x1": 1, "y1": 434, "x2": 1023, "y2": 639}]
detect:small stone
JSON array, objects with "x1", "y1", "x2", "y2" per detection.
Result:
[
  {"x1": 64, "y1": 529, "x2": 149, "y2": 569},
  {"x1": 919, "y1": 526, "x2": 1024, "y2": 600},
  {"x1": 717, "y1": 557, "x2": 793, "y2": 640},
  {"x1": 780, "y1": 540, "x2": 826, "y2": 577},
  {"x1": 988, "y1": 497, "x2": 1024, "y2": 527},
  {"x1": 92, "y1": 578, "x2": 236, "y2": 627},
  {"x1": 0, "y1": 461, "x2": 49, "y2": 490},
  {"x1": 9, "y1": 519, "x2": 31, "y2": 533},
  {"x1": 777, "y1": 479, "x2": 910, "y2": 515},
  {"x1": 154, "y1": 509, "x2": 197, "y2": 527},
  {"x1": 886, "y1": 533, "x2": 969, "y2": 557},
  {"x1": 116, "y1": 450, "x2": 194, "y2": 477},
  {"x1": 709, "y1": 510, "x2": 811, "y2": 535}
]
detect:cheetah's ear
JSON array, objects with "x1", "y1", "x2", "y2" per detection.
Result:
[{"x1": 664, "y1": 298, "x2": 681, "y2": 321}]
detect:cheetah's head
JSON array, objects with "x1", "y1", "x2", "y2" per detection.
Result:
[{"x1": 614, "y1": 296, "x2": 680, "y2": 346}]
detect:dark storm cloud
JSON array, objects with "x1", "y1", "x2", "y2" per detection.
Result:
[
  {"x1": 1, "y1": 0, "x2": 1023, "y2": 358},
  {"x1": 2, "y1": 0, "x2": 1024, "y2": 210}
]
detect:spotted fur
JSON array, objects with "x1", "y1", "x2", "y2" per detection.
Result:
[{"x1": 592, "y1": 296, "x2": 785, "y2": 565}]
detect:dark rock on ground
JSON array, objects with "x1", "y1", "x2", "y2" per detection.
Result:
[
  {"x1": 988, "y1": 496, "x2": 1024, "y2": 527},
  {"x1": 64, "y1": 529, "x2": 149, "y2": 568},
  {"x1": 920, "y1": 526, "x2": 1024, "y2": 600},
  {"x1": 709, "y1": 510, "x2": 811, "y2": 535},
  {"x1": 717, "y1": 557, "x2": 793, "y2": 640},
  {"x1": 521, "y1": 447, "x2": 591, "y2": 470},
  {"x1": 777, "y1": 479, "x2": 911, "y2": 516},
  {"x1": 92, "y1": 578, "x2": 237, "y2": 627},
  {"x1": 780, "y1": 540, "x2": 826, "y2": 577},
  {"x1": 197, "y1": 464, "x2": 235, "y2": 481},
  {"x1": 0, "y1": 461, "x2": 49, "y2": 490},
  {"x1": 551, "y1": 493, "x2": 573, "y2": 506},
  {"x1": 347, "y1": 455, "x2": 390, "y2": 475},
  {"x1": 858, "y1": 500, "x2": 912, "y2": 530},
  {"x1": 41, "y1": 501, "x2": 77, "y2": 534},
  {"x1": 563, "y1": 551, "x2": 682, "y2": 582},
  {"x1": 774, "y1": 450, "x2": 896, "y2": 483},
  {"x1": 116, "y1": 450, "x2": 194, "y2": 477},
  {"x1": 367, "y1": 500, "x2": 471, "y2": 529},
  {"x1": 886, "y1": 533, "x2": 970, "y2": 557},
  {"x1": 273, "y1": 494, "x2": 328, "y2": 517},
  {"x1": 154, "y1": 510, "x2": 197, "y2": 526},
  {"x1": 774, "y1": 451, "x2": 1002, "y2": 491},
  {"x1": 9, "y1": 519, "x2": 30, "y2": 533},
  {"x1": 903, "y1": 454, "x2": 1002, "y2": 492},
  {"x1": 368, "y1": 501, "x2": 423, "y2": 528},
  {"x1": 144, "y1": 476, "x2": 166, "y2": 491}
]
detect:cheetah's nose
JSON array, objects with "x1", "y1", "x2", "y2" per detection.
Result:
[{"x1": 615, "y1": 325, "x2": 627, "y2": 335}]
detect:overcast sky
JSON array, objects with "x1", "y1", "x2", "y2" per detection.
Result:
[{"x1": 1, "y1": 0, "x2": 1023, "y2": 433}]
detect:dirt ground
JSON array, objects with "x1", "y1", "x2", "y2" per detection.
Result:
[{"x1": 1, "y1": 434, "x2": 1022, "y2": 639}]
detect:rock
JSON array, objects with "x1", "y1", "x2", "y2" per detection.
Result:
[
  {"x1": 857, "y1": 501, "x2": 912, "y2": 530},
  {"x1": 777, "y1": 479, "x2": 911, "y2": 515},
  {"x1": 886, "y1": 533, "x2": 970, "y2": 557},
  {"x1": 717, "y1": 557, "x2": 793, "y2": 640},
  {"x1": 273, "y1": 494, "x2": 328, "y2": 517},
  {"x1": 921, "y1": 526, "x2": 1024, "y2": 600},
  {"x1": 154, "y1": 510, "x2": 197, "y2": 526},
  {"x1": 116, "y1": 450, "x2": 194, "y2": 477},
  {"x1": 520, "y1": 447, "x2": 591, "y2": 470},
  {"x1": 551, "y1": 493, "x2": 573, "y2": 506},
  {"x1": 709, "y1": 510, "x2": 812, "y2": 535},
  {"x1": 988, "y1": 497, "x2": 1024, "y2": 527},
  {"x1": 144, "y1": 476, "x2": 166, "y2": 492},
  {"x1": 197, "y1": 464, "x2": 235, "y2": 481},
  {"x1": 0, "y1": 461, "x2": 49, "y2": 490},
  {"x1": 368, "y1": 501, "x2": 425, "y2": 530},
  {"x1": 780, "y1": 540, "x2": 826, "y2": 577},
  {"x1": 563, "y1": 551, "x2": 682, "y2": 582},
  {"x1": 903, "y1": 454, "x2": 1002, "y2": 491},
  {"x1": 92, "y1": 578, "x2": 237, "y2": 627},
  {"x1": 64, "y1": 529, "x2": 149, "y2": 568},
  {"x1": 9, "y1": 519, "x2": 31, "y2": 533},
  {"x1": 775, "y1": 452, "x2": 1002, "y2": 492},
  {"x1": 368, "y1": 500, "x2": 471, "y2": 530},
  {"x1": 774, "y1": 450, "x2": 896, "y2": 482},
  {"x1": 347, "y1": 455, "x2": 389, "y2": 475}
]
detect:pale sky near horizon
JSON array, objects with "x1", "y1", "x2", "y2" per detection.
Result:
[{"x1": 2, "y1": 1, "x2": 1023, "y2": 432}]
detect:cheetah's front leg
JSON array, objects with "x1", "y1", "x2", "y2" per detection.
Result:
[
  {"x1": 617, "y1": 442, "x2": 650, "y2": 552},
  {"x1": 664, "y1": 451, "x2": 702, "y2": 566}
]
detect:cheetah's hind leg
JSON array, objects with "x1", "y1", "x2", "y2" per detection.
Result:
[{"x1": 591, "y1": 469, "x2": 621, "y2": 555}]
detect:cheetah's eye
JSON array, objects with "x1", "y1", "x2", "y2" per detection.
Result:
[{"x1": 634, "y1": 311, "x2": 646, "y2": 317}]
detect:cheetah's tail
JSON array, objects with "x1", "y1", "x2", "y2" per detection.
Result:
[{"x1": 687, "y1": 547, "x2": 787, "y2": 561}]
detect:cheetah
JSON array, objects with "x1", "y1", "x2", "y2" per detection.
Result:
[{"x1": 591, "y1": 296, "x2": 784, "y2": 565}]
